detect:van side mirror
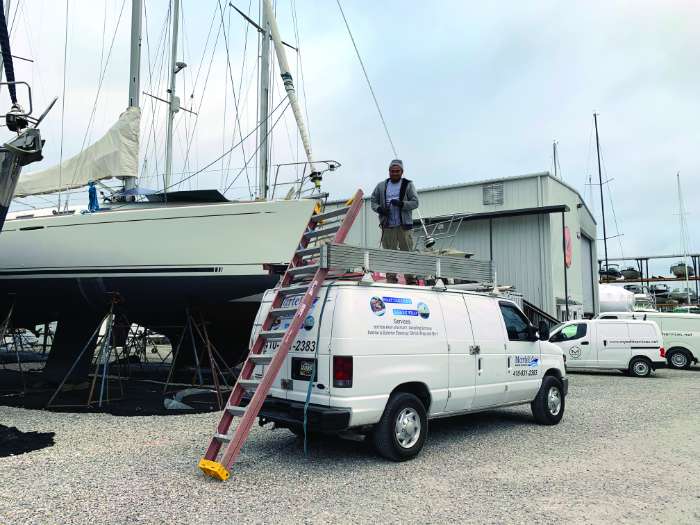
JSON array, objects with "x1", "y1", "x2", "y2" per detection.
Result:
[{"x1": 538, "y1": 321, "x2": 550, "y2": 341}]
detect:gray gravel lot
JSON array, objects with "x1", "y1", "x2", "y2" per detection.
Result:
[{"x1": 1, "y1": 367, "x2": 699, "y2": 525}]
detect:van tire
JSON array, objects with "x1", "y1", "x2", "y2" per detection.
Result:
[
  {"x1": 667, "y1": 348, "x2": 692, "y2": 370},
  {"x1": 629, "y1": 357, "x2": 652, "y2": 377},
  {"x1": 531, "y1": 376, "x2": 565, "y2": 425},
  {"x1": 372, "y1": 392, "x2": 427, "y2": 461}
]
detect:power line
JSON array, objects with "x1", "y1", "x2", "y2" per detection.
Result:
[{"x1": 335, "y1": 0, "x2": 398, "y2": 158}]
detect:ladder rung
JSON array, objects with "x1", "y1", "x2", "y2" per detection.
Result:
[
  {"x1": 258, "y1": 330, "x2": 285, "y2": 340},
  {"x1": 269, "y1": 306, "x2": 298, "y2": 317},
  {"x1": 237, "y1": 379, "x2": 260, "y2": 391},
  {"x1": 311, "y1": 206, "x2": 351, "y2": 222},
  {"x1": 248, "y1": 354, "x2": 273, "y2": 365},
  {"x1": 214, "y1": 433, "x2": 231, "y2": 443},
  {"x1": 226, "y1": 405, "x2": 246, "y2": 417},
  {"x1": 295, "y1": 246, "x2": 321, "y2": 258},
  {"x1": 304, "y1": 225, "x2": 340, "y2": 240},
  {"x1": 276, "y1": 283, "x2": 309, "y2": 296},
  {"x1": 287, "y1": 264, "x2": 320, "y2": 276}
]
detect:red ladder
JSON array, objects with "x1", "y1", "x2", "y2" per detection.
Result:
[{"x1": 198, "y1": 189, "x2": 364, "y2": 480}]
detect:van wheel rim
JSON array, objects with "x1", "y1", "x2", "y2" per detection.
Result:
[
  {"x1": 547, "y1": 386, "x2": 561, "y2": 416},
  {"x1": 634, "y1": 361, "x2": 649, "y2": 376},
  {"x1": 395, "y1": 407, "x2": 421, "y2": 449},
  {"x1": 671, "y1": 353, "x2": 688, "y2": 368}
]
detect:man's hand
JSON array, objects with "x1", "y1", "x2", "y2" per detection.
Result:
[
  {"x1": 377, "y1": 206, "x2": 387, "y2": 216},
  {"x1": 390, "y1": 199, "x2": 404, "y2": 208}
]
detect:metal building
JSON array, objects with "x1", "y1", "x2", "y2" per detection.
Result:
[{"x1": 330, "y1": 172, "x2": 598, "y2": 320}]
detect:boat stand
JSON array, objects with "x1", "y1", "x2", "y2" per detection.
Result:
[
  {"x1": 46, "y1": 296, "x2": 130, "y2": 409},
  {"x1": 0, "y1": 302, "x2": 28, "y2": 394},
  {"x1": 162, "y1": 308, "x2": 234, "y2": 410}
]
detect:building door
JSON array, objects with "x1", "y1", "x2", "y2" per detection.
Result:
[{"x1": 581, "y1": 235, "x2": 595, "y2": 316}]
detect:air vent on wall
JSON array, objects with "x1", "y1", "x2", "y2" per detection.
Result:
[{"x1": 482, "y1": 182, "x2": 504, "y2": 205}]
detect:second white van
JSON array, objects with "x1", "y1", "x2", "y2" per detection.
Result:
[{"x1": 549, "y1": 319, "x2": 665, "y2": 377}]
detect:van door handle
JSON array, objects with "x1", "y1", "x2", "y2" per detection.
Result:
[
  {"x1": 507, "y1": 356, "x2": 511, "y2": 368},
  {"x1": 603, "y1": 340, "x2": 607, "y2": 347},
  {"x1": 469, "y1": 345, "x2": 481, "y2": 355},
  {"x1": 581, "y1": 341, "x2": 589, "y2": 346},
  {"x1": 478, "y1": 358, "x2": 482, "y2": 374}
]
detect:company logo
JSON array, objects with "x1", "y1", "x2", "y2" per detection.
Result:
[
  {"x1": 303, "y1": 315, "x2": 315, "y2": 330},
  {"x1": 417, "y1": 302, "x2": 430, "y2": 319},
  {"x1": 514, "y1": 355, "x2": 539, "y2": 367},
  {"x1": 569, "y1": 346, "x2": 582, "y2": 359},
  {"x1": 528, "y1": 357, "x2": 539, "y2": 368},
  {"x1": 382, "y1": 296, "x2": 412, "y2": 304},
  {"x1": 392, "y1": 308, "x2": 419, "y2": 316},
  {"x1": 370, "y1": 296, "x2": 386, "y2": 316}
]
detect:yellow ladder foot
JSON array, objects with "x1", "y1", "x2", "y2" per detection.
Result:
[{"x1": 198, "y1": 459, "x2": 230, "y2": 481}]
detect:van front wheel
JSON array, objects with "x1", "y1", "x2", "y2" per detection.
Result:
[
  {"x1": 531, "y1": 376, "x2": 565, "y2": 425},
  {"x1": 629, "y1": 357, "x2": 652, "y2": 377},
  {"x1": 372, "y1": 392, "x2": 427, "y2": 461}
]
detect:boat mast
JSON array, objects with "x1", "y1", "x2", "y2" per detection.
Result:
[
  {"x1": 262, "y1": 0, "x2": 319, "y2": 188},
  {"x1": 164, "y1": 0, "x2": 181, "y2": 192},
  {"x1": 257, "y1": 1, "x2": 271, "y2": 199},
  {"x1": 677, "y1": 173, "x2": 691, "y2": 304},
  {"x1": 593, "y1": 113, "x2": 609, "y2": 273},
  {"x1": 125, "y1": 0, "x2": 142, "y2": 195}
]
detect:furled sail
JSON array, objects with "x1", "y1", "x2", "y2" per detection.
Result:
[{"x1": 14, "y1": 106, "x2": 139, "y2": 197}]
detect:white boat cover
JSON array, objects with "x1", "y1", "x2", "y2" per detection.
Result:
[
  {"x1": 599, "y1": 284, "x2": 635, "y2": 312},
  {"x1": 14, "y1": 106, "x2": 140, "y2": 197}
]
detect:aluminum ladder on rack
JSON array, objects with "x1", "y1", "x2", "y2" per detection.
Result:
[{"x1": 198, "y1": 189, "x2": 364, "y2": 481}]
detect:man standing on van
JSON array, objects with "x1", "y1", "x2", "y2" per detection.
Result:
[{"x1": 371, "y1": 159, "x2": 419, "y2": 284}]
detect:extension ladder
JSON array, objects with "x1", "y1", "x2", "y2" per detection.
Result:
[{"x1": 198, "y1": 189, "x2": 364, "y2": 481}]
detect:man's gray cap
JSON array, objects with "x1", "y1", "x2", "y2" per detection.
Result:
[{"x1": 389, "y1": 159, "x2": 404, "y2": 170}]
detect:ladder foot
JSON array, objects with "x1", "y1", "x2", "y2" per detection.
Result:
[{"x1": 198, "y1": 458, "x2": 230, "y2": 481}]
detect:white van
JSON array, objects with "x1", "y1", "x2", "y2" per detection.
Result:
[
  {"x1": 597, "y1": 312, "x2": 700, "y2": 369},
  {"x1": 249, "y1": 281, "x2": 567, "y2": 460},
  {"x1": 549, "y1": 319, "x2": 665, "y2": 377}
]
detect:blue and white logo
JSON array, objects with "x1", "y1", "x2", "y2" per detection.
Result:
[{"x1": 528, "y1": 357, "x2": 539, "y2": 368}]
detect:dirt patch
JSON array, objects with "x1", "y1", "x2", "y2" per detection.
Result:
[{"x1": 0, "y1": 424, "x2": 55, "y2": 457}]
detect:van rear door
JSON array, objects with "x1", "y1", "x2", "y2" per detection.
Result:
[{"x1": 595, "y1": 322, "x2": 630, "y2": 368}]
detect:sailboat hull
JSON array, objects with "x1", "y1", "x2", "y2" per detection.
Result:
[{"x1": 0, "y1": 198, "x2": 316, "y2": 379}]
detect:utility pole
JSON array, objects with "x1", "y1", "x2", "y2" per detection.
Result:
[{"x1": 593, "y1": 113, "x2": 609, "y2": 272}]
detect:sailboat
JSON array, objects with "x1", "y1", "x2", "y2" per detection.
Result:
[{"x1": 0, "y1": 0, "x2": 331, "y2": 382}]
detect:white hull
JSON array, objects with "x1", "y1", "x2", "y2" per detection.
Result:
[{"x1": 0, "y1": 199, "x2": 315, "y2": 280}]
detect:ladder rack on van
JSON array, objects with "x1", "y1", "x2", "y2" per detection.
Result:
[{"x1": 320, "y1": 243, "x2": 494, "y2": 284}]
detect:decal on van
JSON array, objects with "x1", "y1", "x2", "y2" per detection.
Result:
[
  {"x1": 370, "y1": 296, "x2": 386, "y2": 316},
  {"x1": 569, "y1": 346, "x2": 582, "y2": 359},
  {"x1": 417, "y1": 302, "x2": 430, "y2": 319},
  {"x1": 513, "y1": 355, "x2": 539, "y2": 367},
  {"x1": 382, "y1": 296, "x2": 412, "y2": 304}
]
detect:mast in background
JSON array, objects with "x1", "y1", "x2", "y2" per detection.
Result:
[
  {"x1": 164, "y1": 0, "x2": 183, "y2": 192},
  {"x1": 125, "y1": 0, "x2": 142, "y2": 195},
  {"x1": 593, "y1": 113, "x2": 609, "y2": 273},
  {"x1": 677, "y1": 172, "x2": 691, "y2": 304},
  {"x1": 257, "y1": 1, "x2": 271, "y2": 199}
]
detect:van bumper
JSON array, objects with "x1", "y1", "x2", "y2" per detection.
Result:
[{"x1": 256, "y1": 397, "x2": 352, "y2": 433}]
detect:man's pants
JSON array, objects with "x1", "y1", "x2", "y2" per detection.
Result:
[{"x1": 381, "y1": 227, "x2": 416, "y2": 284}]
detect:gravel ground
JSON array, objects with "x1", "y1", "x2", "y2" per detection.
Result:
[{"x1": 1, "y1": 367, "x2": 699, "y2": 524}]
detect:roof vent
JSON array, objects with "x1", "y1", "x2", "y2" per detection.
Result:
[{"x1": 482, "y1": 182, "x2": 504, "y2": 205}]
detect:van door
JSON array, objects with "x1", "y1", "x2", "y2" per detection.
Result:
[
  {"x1": 438, "y1": 293, "x2": 477, "y2": 412},
  {"x1": 550, "y1": 322, "x2": 594, "y2": 366},
  {"x1": 595, "y1": 322, "x2": 630, "y2": 368},
  {"x1": 498, "y1": 301, "x2": 541, "y2": 403},
  {"x1": 463, "y1": 294, "x2": 509, "y2": 409}
]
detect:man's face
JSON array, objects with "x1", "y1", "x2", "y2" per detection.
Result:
[{"x1": 389, "y1": 166, "x2": 403, "y2": 182}]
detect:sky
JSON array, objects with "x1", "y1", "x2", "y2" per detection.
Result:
[{"x1": 3, "y1": 0, "x2": 699, "y2": 276}]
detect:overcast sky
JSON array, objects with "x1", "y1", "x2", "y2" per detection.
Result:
[{"x1": 4, "y1": 0, "x2": 699, "y2": 275}]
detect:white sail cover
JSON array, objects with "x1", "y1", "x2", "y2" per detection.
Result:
[
  {"x1": 599, "y1": 284, "x2": 635, "y2": 312},
  {"x1": 14, "y1": 106, "x2": 140, "y2": 197}
]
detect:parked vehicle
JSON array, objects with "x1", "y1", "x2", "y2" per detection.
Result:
[
  {"x1": 672, "y1": 306, "x2": 700, "y2": 315},
  {"x1": 250, "y1": 282, "x2": 567, "y2": 460},
  {"x1": 549, "y1": 319, "x2": 665, "y2": 377},
  {"x1": 597, "y1": 311, "x2": 700, "y2": 369}
]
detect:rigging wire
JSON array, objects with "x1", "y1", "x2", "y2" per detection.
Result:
[
  {"x1": 57, "y1": 0, "x2": 70, "y2": 211},
  {"x1": 223, "y1": 100, "x2": 290, "y2": 195},
  {"x1": 599, "y1": 144, "x2": 625, "y2": 262},
  {"x1": 165, "y1": 97, "x2": 289, "y2": 193},
  {"x1": 335, "y1": 0, "x2": 398, "y2": 158}
]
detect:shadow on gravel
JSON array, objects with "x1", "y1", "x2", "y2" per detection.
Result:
[{"x1": 0, "y1": 424, "x2": 55, "y2": 457}]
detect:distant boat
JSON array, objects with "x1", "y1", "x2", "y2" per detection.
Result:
[
  {"x1": 599, "y1": 263, "x2": 622, "y2": 280},
  {"x1": 670, "y1": 262, "x2": 694, "y2": 278},
  {"x1": 621, "y1": 266, "x2": 641, "y2": 280},
  {"x1": 670, "y1": 287, "x2": 698, "y2": 303},
  {"x1": 650, "y1": 283, "x2": 670, "y2": 300}
]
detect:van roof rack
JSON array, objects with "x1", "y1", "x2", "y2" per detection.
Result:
[{"x1": 319, "y1": 243, "x2": 493, "y2": 284}]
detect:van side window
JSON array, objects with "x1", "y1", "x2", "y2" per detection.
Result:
[
  {"x1": 599, "y1": 315, "x2": 617, "y2": 320},
  {"x1": 498, "y1": 303, "x2": 531, "y2": 341},
  {"x1": 551, "y1": 323, "x2": 587, "y2": 342}
]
